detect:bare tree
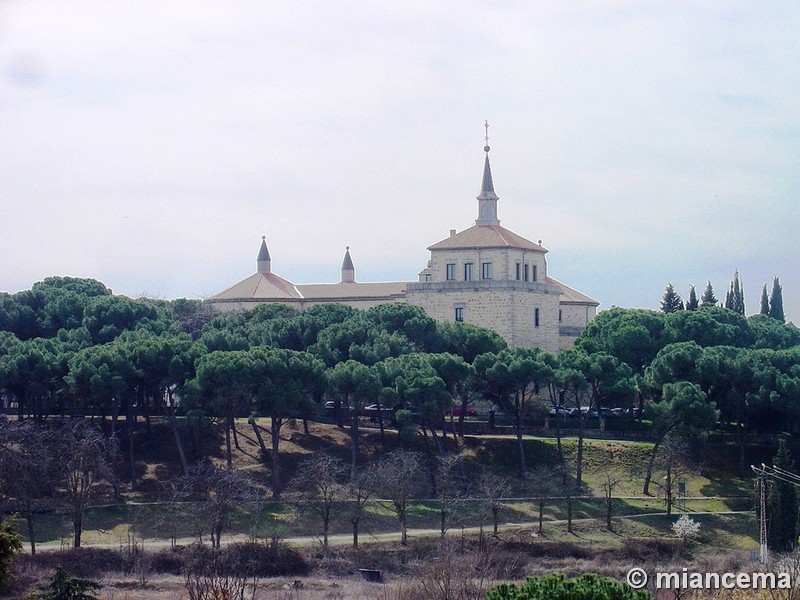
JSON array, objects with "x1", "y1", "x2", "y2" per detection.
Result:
[
  {"x1": 346, "y1": 462, "x2": 379, "y2": 548},
  {"x1": 436, "y1": 453, "x2": 464, "y2": 538},
  {"x1": 601, "y1": 471, "x2": 623, "y2": 531},
  {"x1": 477, "y1": 471, "x2": 511, "y2": 538},
  {"x1": 0, "y1": 420, "x2": 61, "y2": 554},
  {"x1": 653, "y1": 436, "x2": 691, "y2": 515},
  {"x1": 56, "y1": 420, "x2": 112, "y2": 548},
  {"x1": 178, "y1": 462, "x2": 257, "y2": 549},
  {"x1": 526, "y1": 465, "x2": 560, "y2": 536},
  {"x1": 288, "y1": 453, "x2": 347, "y2": 552},
  {"x1": 373, "y1": 450, "x2": 424, "y2": 546}
]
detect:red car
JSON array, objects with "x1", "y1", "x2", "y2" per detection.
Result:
[{"x1": 446, "y1": 407, "x2": 477, "y2": 417}]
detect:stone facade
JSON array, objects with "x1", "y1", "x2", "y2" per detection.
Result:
[{"x1": 206, "y1": 138, "x2": 599, "y2": 350}]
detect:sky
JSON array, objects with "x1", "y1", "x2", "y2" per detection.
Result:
[{"x1": 1, "y1": 1, "x2": 799, "y2": 323}]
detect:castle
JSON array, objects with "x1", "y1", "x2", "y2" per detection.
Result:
[{"x1": 207, "y1": 129, "x2": 598, "y2": 352}]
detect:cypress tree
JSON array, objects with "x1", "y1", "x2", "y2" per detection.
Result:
[
  {"x1": 660, "y1": 283, "x2": 683, "y2": 313},
  {"x1": 769, "y1": 277, "x2": 785, "y2": 323},
  {"x1": 760, "y1": 284, "x2": 770, "y2": 315},
  {"x1": 766, "y1": 441, "x2": 798, "y2": 552},
  {"x1": 700, "y1": 281, "x2": 718, "y2": 307},
  {"x1": 685, "y1": 285, "x2": 699, "y2": 311},
  {"x1": 725, "y1": 270, "x2": 745, "y2": 315}
]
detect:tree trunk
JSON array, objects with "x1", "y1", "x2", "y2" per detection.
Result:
[
  {"x1": 665, "y1": 464, "x2": 672, "y2": 515},
  {"x1": 224, "y1": 412, "x2": 233, "y2": 469},
  {"x1": 376, "y1": 401, "x2": 386, "y2": 449},
  {"x1": 73, "y1": 512, "x2": 82, "y2": 548},
  {"x1": 642, "y1": 438, "x2": 664, "y2": 496},
  {"x1": 576, "y1": 413, "x2": 584, "y2": 489},
  {"x1": 350, "y1": 411, "x2": 360, "y2": 482},
  {"x1": 171, "y1": 419, "x2": 190, "y2": 479},
  {"x1": 420, "y1": 425, "x2": 438, "y2": 496},
  {"x1": 399, "y1": 508, "x2": 408, "y2": 545},
  {"x1": 231, "y1": 412, "x2": 241, "y2": 451},
  {"x1": 538, "y1": 500, "x2": 544, "y2": 535},
  {"x1": 271, "y1": 418, "x2": 282, "y2": 500},
  {"x1": 26, "y1": 511, "x2": 36, "y2": 555},
  {"x1": 492, "y1": 507, "x2": 499, "y2": 537},
  {"x1": 352, "y1": 518, "x2": 359, "y2": 548},
  {"x1": 127, "y1": 396, "x2": 137, "y2": 490},
  {"x1": 514, "y1": 404, "x2": 527, "y2": 481},
  {"x1": 250, "y1": 418, "x2": 268, "y2": 458}
]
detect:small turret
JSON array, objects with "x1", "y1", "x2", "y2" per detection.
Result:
[
  {"x1": 257, "y1": 236, "x2": 271, "y2": 274},
  {"x1": 341, "y1": 246, "x2": 355, "y2": 283},
  {"x1": 476, "y1": 120, "x2": 500, "y2": 227}
]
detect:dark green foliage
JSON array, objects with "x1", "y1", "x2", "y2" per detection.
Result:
[
  {"x1": 767, "y1": 441, "x2": 798, "y2": 552},
  {"x1": 486, "y1": 573, "x2": 651, "y2": 600},
  {"x1": 724, "y1": 269, "x2": 745, "y2": 315},
  {"x1": 660, "y1": 283, "x2": 683, "y2": 313},
  {"x1": 769, "y1": 277, "x2": 785, "y2": 323},
  {"x1": 748, "y1": 314, "x2": 800, "y2": 349},
  {"x1": 0, "y1": 515, "x2": 22, "y2": 590},
  {"x1": 700, "y1": 280, "x2": 718, "y2": 307},
  {"x1": 36, "y1": 567, "x2": 100, "y2": 600},
  {"x1": 577, "y1": 308, "x2": 668, "y2": 374},
  {"x1": 685, "y1": 285, "x2": 698, "y2": 311},
  {"x1": 760, "y1": 284, "x2": 770, "y2": 316},
  {"x1": 665, "y1": 306, "x2": 754, "y2": 348}
]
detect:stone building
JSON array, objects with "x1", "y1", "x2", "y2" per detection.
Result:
[{"x1": 206, "y1": 133, "x2": 598, "y2": 350}]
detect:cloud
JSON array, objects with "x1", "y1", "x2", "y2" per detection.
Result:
[{"x1": 1, "y1": 0, "x2": 798, "y2": 322}]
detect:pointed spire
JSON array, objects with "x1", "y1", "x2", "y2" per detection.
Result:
[
  {"x1": 476, "y1": 120, "x2": 500, "y2": 226},
  {"x1": 341, "y1": 246, "x2": 355, "y2": 283},
  {"x1": 257, "y1": 236, "x2": 271, "y2": 274}
]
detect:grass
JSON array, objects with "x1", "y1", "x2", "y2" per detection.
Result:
[{"x1": 12, "y1": 418, "x2": 770, "y2": 559}]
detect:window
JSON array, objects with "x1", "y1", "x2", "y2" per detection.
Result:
[
  {"x1": 515, "y1": 263, "x2": 521, "y2": 280},
  {"x1": 559, "y1": 309, "x2": 562, "y2": 323},
  {"x1": 533, "y1": 265, "x2": 538, "y2": 282},
  {"x1": 446, "y1": 263, "x2": 456, "y2": 281},
  {"x1": 455, "y1": 307, "x2": 464, "y2": 322},
  {"x1": 481, "y1": 262, "x2": 492, "y2": 280},
  {"x1": 425, "y1": 273, "x2": 432, "y2": 282},
  {"x1": 464, "y1": 262, "x2": 474, "y2": 281},
  {"x1": 534, "y1": 308, "x2": 540, "y2": 327},
  {"x1": 524, "y1": 264, "x2": 529, "y2": 282}
]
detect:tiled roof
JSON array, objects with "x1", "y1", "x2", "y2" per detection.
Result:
[
  {"x1": 206, "y1": 272, "x2": 303, "y2": 302},
  {"x1": 546, "y1": 276, "x2": 599, "y2": 306},
  {"x1": 428, "y1": 225, "x2": 547, "y2": 252},
  {"x1": 297, "y1": 281, "x2": 408, "y2": 300}
]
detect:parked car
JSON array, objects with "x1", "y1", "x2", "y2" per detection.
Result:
[
  {"x1": 446, "y1": 407, "x2": 477, "y2": 417},
  {"x1": 547, "y1": 407, "x2": 571, "y2": 418}
]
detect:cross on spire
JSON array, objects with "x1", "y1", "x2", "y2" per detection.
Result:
[{"x1": 484, "y1": 120, "x2": 490, "y2": 153}]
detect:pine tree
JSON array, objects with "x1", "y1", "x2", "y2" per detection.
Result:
[
  {"x1": 766, "y1": 441, "x2": 798, "y2": 552},
  {"x1": 725, "y1": 270, "x2": 745, "y2": 315},
  {"x1": 760, "y1": 284, "x2": 770, "y2": 315},
  {"x1": 769, "y1": 277, "x2": 785, "y2": 323},
  {"x1": 700, "y1": 281, "x2": 718, "y2": 307},
  {"x1": 685, "y1": 285, "x2": 699, "y2": 311},
  {"x1": 660, "y1": 283, "x2": 684, "y2": 313}
]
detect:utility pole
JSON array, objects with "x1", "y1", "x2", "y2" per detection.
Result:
[{"x1": 751, "y1": 462, "x2": 800, "y2": 564}]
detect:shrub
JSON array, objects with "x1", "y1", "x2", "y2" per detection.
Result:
[
  {"x1": 35, "y1": 567, "x2": 101, "y2": 600},
  {"x1": 19, "y1": 548, "x2": 126, "y2": 579},
  {"x1": 0, "y1": 515, "x2": 22, "y2": 590},
  {"x1": 486, "y1": 573, "x2": 651, "y2": 600}
]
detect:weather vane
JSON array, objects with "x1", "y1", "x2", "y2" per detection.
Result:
[{"x1": 484, "y1": 120, "x2": 490, "y2": 153}]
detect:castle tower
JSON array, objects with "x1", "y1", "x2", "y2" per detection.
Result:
[
  {"x1": 257, "y1": 236, "x2": 271, "y2": 274},
  {"x1": 475, "y1": 120, "x2": 500, "y2": 226},
  {"x1": 341, "y1": 246, "x2": 355, "y2": 283}
]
